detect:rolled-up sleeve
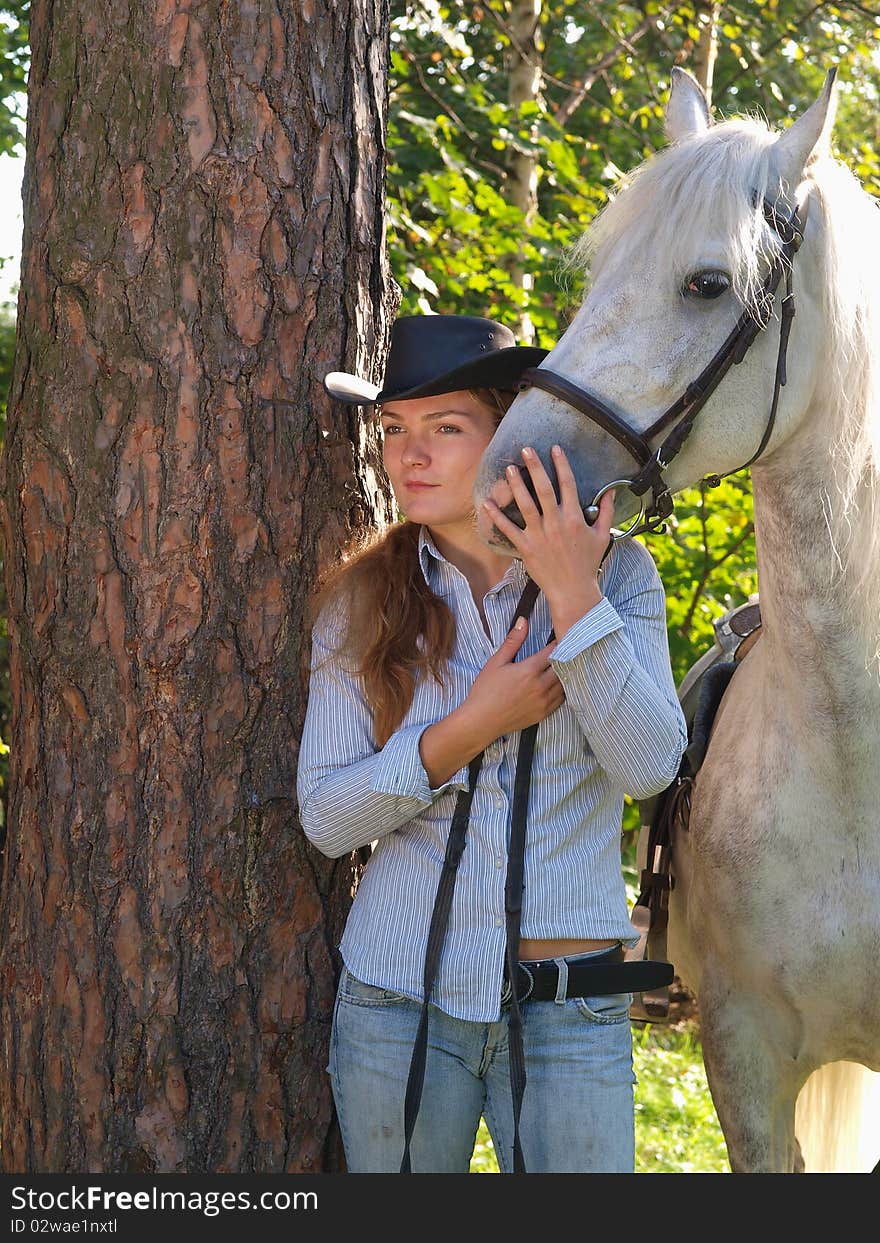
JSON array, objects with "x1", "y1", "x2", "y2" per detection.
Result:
[
  {"x1": 296, "y1": 606, "x2": 470, "y2": 858},
  {"x1": 548, "y1": 541, "x2": 687, "y2": 799}
]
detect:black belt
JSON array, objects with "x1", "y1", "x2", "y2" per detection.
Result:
[{"x1": 510, "y1": 946, "x2": 673, "y2": 1003}]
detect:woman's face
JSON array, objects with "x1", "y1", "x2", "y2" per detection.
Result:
[{"x1": 379, "y1": 389, "x2": 499, "y2": 529}]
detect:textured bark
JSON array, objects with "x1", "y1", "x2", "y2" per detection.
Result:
[{"x1": 0, "y1": 0, "x2": 394, "y2": 1172}]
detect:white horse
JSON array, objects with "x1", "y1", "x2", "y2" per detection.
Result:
[{"x1": 473, "y1": 68, "x2": 880, "y2": 1172}]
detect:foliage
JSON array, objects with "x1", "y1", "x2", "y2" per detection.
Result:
[
  {"x1": 0, "y1": 1, "x2": 27, "y2": 158},
  {"x1": 388, "y1": 2, "x2": 880, "y2": 337},
  {"x1": 640, "y1": 472, "x2": 756, "y2": 687}
]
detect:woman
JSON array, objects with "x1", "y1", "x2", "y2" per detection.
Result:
[{"x1": 298, "y1": 314, "x2": 687, "y2": 1173}]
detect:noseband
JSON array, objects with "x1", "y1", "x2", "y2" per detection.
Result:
[{"x1": 518, "y1": 194, "x2": 807, "y2": 538}]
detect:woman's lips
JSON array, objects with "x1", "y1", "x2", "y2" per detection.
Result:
[{"x1": 404, "y1": 481, "x2": 438, "y2": 490}]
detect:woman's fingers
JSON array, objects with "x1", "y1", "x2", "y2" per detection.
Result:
[
  {"x1": 481, "y1": 497, "x2": 525, "y2": 550},
  {"x1": 505, "y1": 461, "x2": 540, "y2": 521},
  {"x1": 523, "y1": 641, "x2": 558, "y2": 666},
  {"x1": 595, "y1": 488, "x2": 616, "y2": 538},
  {"x1": 520, "y1": 446, "x2": 557, "y2": 511},
  {"x1": 549, "y1": 444, "x2": 581, "y2": 513}
]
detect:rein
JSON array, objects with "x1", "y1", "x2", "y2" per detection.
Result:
[
  {"x1": 400, "y1": 574, "x2": 673, "y2": 1174},
  {"x1": 400, "y1": 577, "x2": 541, "y2": 1174},
  {"x1": 518, "y1": 194, "x2": 807, "y2": 538}
]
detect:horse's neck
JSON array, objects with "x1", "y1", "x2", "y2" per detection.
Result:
[{"x1": 751, "y1": 415, "x2": 880, "y2": 728}]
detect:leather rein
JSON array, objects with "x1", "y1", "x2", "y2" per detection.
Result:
[{"x1": 517, "y1": 193, "x2": 808, "y2": 537}]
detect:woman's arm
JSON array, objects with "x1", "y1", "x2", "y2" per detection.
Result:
[
  {"x1": 481, "y1": 451, "x2": 686, "y2": 799},
  {"x1": 297, "y1": 602, "x2": 572, "y2": 855},
  {"x1": 548, "y1": 539, "x2": 688, "y2": 799},
  {"x1": 296, "y1": 609, "x2": 473, "y2": 859}
]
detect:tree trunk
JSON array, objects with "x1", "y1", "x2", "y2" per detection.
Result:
[
  {"x1": 0, "y1": 0, "x2": 394, "y2": 1173},
  {"x1": 505, "y1": 0, "x2": 542, "y2": 344}
]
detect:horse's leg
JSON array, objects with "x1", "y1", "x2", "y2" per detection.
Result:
[{"x1": 697, "y1": 975, "x2": 807, "y2": 1173}]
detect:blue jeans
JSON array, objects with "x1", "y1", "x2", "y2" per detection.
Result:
[{"x1": 328, "y1": 952, "x2": 636, "y2": 1173}]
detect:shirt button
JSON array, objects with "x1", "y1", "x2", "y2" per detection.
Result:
[
  {"x1": 495, "y1": 857, "x2": 504, "y2": 869},
  {"x1": 494, "y1": 917, "x2": 503, "y2": 928},
  {"x1": 493, "y1": 794, "x2": 504, "y2": 808}
]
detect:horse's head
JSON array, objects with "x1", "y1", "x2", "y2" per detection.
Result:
[{"x1": 474, "y1": 68, "x2": 839, "y2": 551}]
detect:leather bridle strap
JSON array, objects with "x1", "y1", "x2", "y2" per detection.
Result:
[
  {"x1": 514, "y1": 370, "x2": 659, "y2": 471},
  {"x1": 517, "y1": 194, "x2": 807, "y2": 532},
  {"x1": 736, "y1": 262, "x2": 797, "y2": 470}
]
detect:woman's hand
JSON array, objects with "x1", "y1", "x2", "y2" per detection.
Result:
[
  {"x1": 481, "y1": 445, "x2": 614, "y2": 640},
  {"x1": 418, "y1": 617, "x2": 564, "y2": 785},
  {"x1": 462, "y1": 616, "x2": 564, "y2": 739}
]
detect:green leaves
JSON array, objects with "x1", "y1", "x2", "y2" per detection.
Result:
[
  {"x1": 642, "y1": 473, "x2": 757, "y2": 686},
  {"x1": 0, "y1": 0, "x2": 28, "y2": 157}
]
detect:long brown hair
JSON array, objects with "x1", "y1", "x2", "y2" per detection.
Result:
[{"x1": 307, "y1": 387, "x2": 515, "y2": 747}]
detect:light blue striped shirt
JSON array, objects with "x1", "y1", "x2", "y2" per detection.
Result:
[{"x1": 296, "y1": 525, "x2": 687, "y2": 1022}]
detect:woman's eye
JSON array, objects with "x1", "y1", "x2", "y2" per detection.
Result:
[
  {"x1": 380, "y1": 423, "x2": 461, "y2": 436},
  {"x1": 682, "y1": 270, "x2": 731, "y2": 300}
]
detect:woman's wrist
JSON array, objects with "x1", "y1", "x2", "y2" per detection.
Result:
[
  {"x1": 419, "y1": 701, "x2": 497, "y2": 789},
  {"x1": 546, "y1": 579, "x2": 603, "y2": 640}
]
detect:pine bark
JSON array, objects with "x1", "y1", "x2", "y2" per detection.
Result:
[{"x1": 0, "y1": 0, "x2": 394, "y2": 1172}]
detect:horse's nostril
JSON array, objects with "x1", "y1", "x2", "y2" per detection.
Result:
[
  {"x1": 497, "y1": 471, "x2": 545, "y2": 528},
  {"x1": 502, "y1": 500, "x2": 526, "y2": 530}
]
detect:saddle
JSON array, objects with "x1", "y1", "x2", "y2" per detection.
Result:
[{"x1": 627, "y1": 596, "x2": 763, "y2": 1021}]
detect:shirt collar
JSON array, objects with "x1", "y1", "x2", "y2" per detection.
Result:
[{"x1": 417, "y1": 524, "x2": 528, "y2": 589}]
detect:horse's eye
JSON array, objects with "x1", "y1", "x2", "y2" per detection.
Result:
[{"x1": 682, "y1": 270, "x2": 731, "y2": 300}]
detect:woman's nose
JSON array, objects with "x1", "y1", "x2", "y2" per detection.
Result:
[{"x1": 401, "y1": 437, "x2": 430, "y2": 466}]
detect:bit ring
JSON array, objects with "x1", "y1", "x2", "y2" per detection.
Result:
[{"x1": 584, "y1": 478, "x2": 646, "y2": 542}]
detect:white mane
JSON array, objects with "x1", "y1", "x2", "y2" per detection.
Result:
[{"x1": 571, "y1": 116, "x2": 880, "y2": 669}]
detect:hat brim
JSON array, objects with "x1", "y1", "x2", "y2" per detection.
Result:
[
  {"x1": 323, "y1": 346, "x2": 549, "y2": 408},
  {"x1": 323, "y1": 372, "x2": 382, "y2": 404}
]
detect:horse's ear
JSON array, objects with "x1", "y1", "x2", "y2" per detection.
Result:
[
  {"x1": 771, "y1": 68, "x2": 838, "y2": 193},
  {"x1": 665, "y1": 67, "x2": 711, "y2": 143}
]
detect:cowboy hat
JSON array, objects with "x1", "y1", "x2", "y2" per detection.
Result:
[{"x1": 323, "y1": 314, "x2": 548, "y2": 406}]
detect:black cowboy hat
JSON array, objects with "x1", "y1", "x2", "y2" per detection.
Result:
[{"x1": 323, "y1": 314, "x2": 548, "y2": 406}]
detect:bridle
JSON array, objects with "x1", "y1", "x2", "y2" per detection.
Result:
[
  {"x1": 399, "y1": 192, "x2": 810, "y2": 1175},
  {"x1": 517, "y1": 193, "x2": 808, "y2": 539}
]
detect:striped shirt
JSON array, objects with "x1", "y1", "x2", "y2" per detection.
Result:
[{"x1": 296, "y1": 525, "x2": 687, "y2": 1022}]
